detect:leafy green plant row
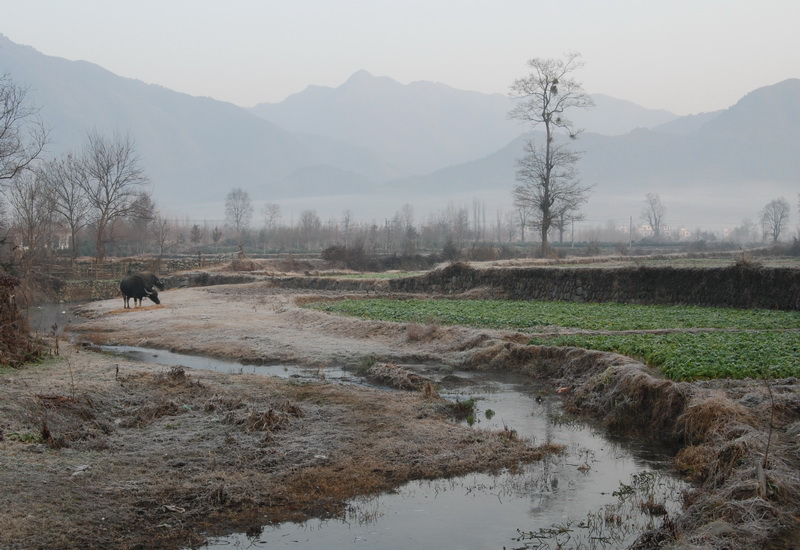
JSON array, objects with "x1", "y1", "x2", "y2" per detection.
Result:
[
  {"x1": 527, "y1": 331, "x2": 800, "y2": 380},
  {"x1": 309, "y1": 299, "x2": 800, "y2": 331},
  {"x1": 308, "y1": 298, "x2": 800, "y2": 380}
]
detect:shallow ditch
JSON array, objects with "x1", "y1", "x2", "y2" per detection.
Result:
[{"x1": 102, "y1": 345, "x2": 687, "y2": 550}]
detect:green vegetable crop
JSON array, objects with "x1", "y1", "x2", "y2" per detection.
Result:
[{"x1": 307, "y1": 298, "x2": 800, "y2": 381}]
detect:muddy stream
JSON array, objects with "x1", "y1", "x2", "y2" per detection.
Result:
[{"x1": 103, "y1": 345, "x2": 686, "y2": 550}]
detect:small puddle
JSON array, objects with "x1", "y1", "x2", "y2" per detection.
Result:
[{"x1": 100, "y1": 345, "x2": 686, "y2": 549}]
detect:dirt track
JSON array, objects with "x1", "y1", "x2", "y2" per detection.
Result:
[{"x1": 71, "y1": 284, "x2": 505, "y2": 368}]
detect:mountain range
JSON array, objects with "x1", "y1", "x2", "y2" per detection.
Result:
[{"x1": 1, "y1": 33, "x2": 798, "y2": 229}]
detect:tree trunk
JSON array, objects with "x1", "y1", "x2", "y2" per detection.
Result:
[{"x1": 95, "y1": 220, "x2": 107, "y2": 262}]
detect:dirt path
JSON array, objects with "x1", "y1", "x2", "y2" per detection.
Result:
[
  {"x1": 0, "y1": 284, "x2": 553, "y2": 550},
  {"x1": 71, "y1": 284, "x2": 510, "y2": 368}
]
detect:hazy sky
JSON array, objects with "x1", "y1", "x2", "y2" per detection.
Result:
[{"x1": 2, "y1": 0, "x2": 798, "y2": 115}]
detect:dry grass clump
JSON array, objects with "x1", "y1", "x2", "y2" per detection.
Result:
[
  {"x1": 238, "y1": 401, "x2": 304, "y2": 433},
  {"x1": 674, "y1": 444, "x2": 718, "y2": 481},
  {"x1": 421, "y1": 381, "x2": 439, "y2": 399},
  {"x1": 569, "y1": 365, "x2": 690, "y2": 438},
  {"x1": 33, "y1": 393, "x2": 112, "y2": 449},
  {"x1": 153, "y1": 365, "x2": 205, "y2": 388},
  {"x1": 405, "y1": 321, "x2": 442, "y2": 342},
  {"x1": 676, "y1": 392, "x2": 758, "y2": 445},
  {"x1": 229, "y1": 258, "x2": 262, "y2": 272},
  {"x1": 119, "y1": 399, "x2": 183, "y2": 428},
  {"x1": 365, "y1": 362, "x2": 432, "y2": 391}
]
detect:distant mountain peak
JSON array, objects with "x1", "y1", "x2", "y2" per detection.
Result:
[{"x1": 345, "y1": 69, "x2": 376, "y2": 84}]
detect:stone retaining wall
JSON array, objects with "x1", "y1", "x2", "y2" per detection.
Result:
[
  {"x1": 387, "y1": 263, "x2": 800, "y2": 310},
  {"x1": 59, "y1": 263, "x2": 800, "y2": 310}
]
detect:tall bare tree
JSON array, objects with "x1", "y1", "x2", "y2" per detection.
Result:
[
  {"x1": 641, "y1": 193, "x2": 666, "y2": 239},
  {"x1": 509, "y1": 52, "x2": 593, "y2": 255},
  {"x1": 512, "y1": 141, "x2": 589, "y2": 246},
  {"x1": 760, "y1": 197, "x2": 790, "y2": 243},
  {"x1": 0, "y1": 74, "x2": 48, "y2": 184},
  {"x1": 37, "y1": 155, "x2": 90, "y2": 260},
  {"x1": 79, "y1": 131, "x2": 151, "y2": 261},
  {"x1": 225, "y1": 187, "x2": 253, "y2": 245}
]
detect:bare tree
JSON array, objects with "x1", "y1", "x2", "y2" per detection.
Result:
[
  {"x1": 189, "y1": 224, "x2": 203, "y2": 244},
  {"x1": 0, "y1": 74, "x2": 48, "y2": 184},
  {"x1": 298, "y1": 209, "x2": 321, "y2": 250},
  {"x1": 6, "y1": 170, "x2": 55, "y2": 270},
  {"x1": 123, "y1": 191, "x2": 157, "y2": 255},
  {"x1": 37, "y1": 155, "x2": 90, "y2": 260},
  {"x1": 509, "y1": 52, "x2": 594, "y2": 255},
  {"x1": 259, "y1": 202, "x2": 281, "y2": 252},
  {"x1": 262, "y1": 202, "x2": 281, "y2": 230},
  {"x1": 641, "y1": 193, "x2": 666, "y2": 239},
  {"x1": 0, "y1": 201, "x2": 10, "y2": 265},
  {"x1": 513, "y1": 141, "x2": 590, "y2": 248},
  {"x1": 225, "y1": 187, "x2": 253, "y2": 245},
  {"x1": 760, "y1": 197, "x2": 790, "y2": 243},
  {"x1": 503, "y1": 210, "x2": 518, "y2": 242},
  {"x1": 732, "y1": 218, "x2": 756, "y2": 244},
  {"x1": 79, "y1": 131, "x2": 151, "y2": 261},
  {"x1": 151, "y1": 213, "x2": 171, "y2": 259},
  {"x1": 553, "y1": 207, "x2": 584, "y2": 243},
  {"x1": 513, "y1": 203, "x2": 530, "y2": 243}
]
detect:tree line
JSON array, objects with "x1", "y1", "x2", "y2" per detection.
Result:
[{"x1": 1, "y1": 68, "x2": 796, "y2": 276}]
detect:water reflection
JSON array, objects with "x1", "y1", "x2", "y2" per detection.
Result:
[
  {"x1": 24, "y1": 303, "x2": 72, "y2": 336},
  {"x1": 96, "y1": 345, "x2": 684, "y2": 550}
]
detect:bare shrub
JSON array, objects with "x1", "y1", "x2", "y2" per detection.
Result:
[
  {"x1": 0, "y1": 273, "x2": 46, "y2": 368},
  {"x1": 735, "y1": 250, "x2": 762, "y2": 269}
]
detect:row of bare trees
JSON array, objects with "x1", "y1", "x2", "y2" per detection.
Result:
[
  {"x1": 2, "y1": 69, "x2": 797, "y2": 275},
  {"x1": 5, "y1": 131, "x2": 153, "y2": 269},
  {"x1": 1, "y1": 73, "x2": 156, "y2": 271},
  {"x1": 641, "y1": 192, "x2": 793, "y2": 244},
  {"x1": 211, "y1": 198, "x2": 501, "y2": 255}
]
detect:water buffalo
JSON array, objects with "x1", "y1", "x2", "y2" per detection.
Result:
[{"x1": 120, "y1": 272, "x2": 165, "y2": 309}]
